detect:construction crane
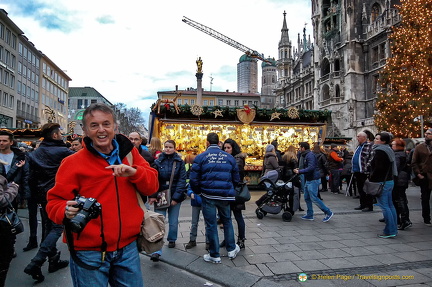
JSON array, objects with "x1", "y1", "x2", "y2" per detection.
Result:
[{"x1": 182, "y1": 16, "x2": 271, "y2": 63}]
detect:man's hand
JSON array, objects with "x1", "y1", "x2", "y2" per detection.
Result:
[
  {"x1": 418, "y1": 174, "x2": 425, "y2": 180},
  {"x1": 106, "y1": 164, "x2": 137, "y2": 177},
  {"x1": 65, "y1": 200, "x2": 79, "y2": 219},
  {"x1": 294, "y1": 168, "x2": 299, "y2": 174}
]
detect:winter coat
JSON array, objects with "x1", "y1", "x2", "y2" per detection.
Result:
[
  {"x1": 235, "y1": 152, "x2": 247, "y2": 181},
  {"x1": 46, "y1": 134, "x2": 159, "y2": 252},
  {"x1": 326, "y1": 150, "x2": 343, "y2": 170},
  {"x1": 411, "y1": 142, "x2": 432, "y2": 189},
  {"x1": 341, "y1": 154, "x2": 353, "y2": 177},
  {"x1": 27, "y1": 139, "x2": 74, "y2": 203},
  {"x1": 187, "y1": 185, "x2": 202, "y2": 207},
  {"x1": 0, "y1": 146, "x2": 30, "y2": 198},
  {"x1": 263, "y1": 152, "x2": 280, "y2": 176},
  {"x1": 0, "y1": 175, "x2": 18, "y2": 209},
  {"x1": 298, "y1": 150, "x2": 320, "y2": 181},
  {"x1": 154, "y1": 152, "x2": 187, "y2": 203},
  {"x1": 314, "y1": 152, "x2": 328, "y2": 177},
  {"x1": 189, "y1": 145, "x2": 240, "y2": 201},
  {"x1": 394, "y1": 150, "x2": 410, "y2": 188}
]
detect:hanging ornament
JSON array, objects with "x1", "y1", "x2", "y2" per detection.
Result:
[
  {"x1": 287, "y1": 107, "x2": 299, "y2": 119},
  {"x1": 270, "y1": 112, "x2": 281, "y2": 121},
  {"x1": 191, "y1": 104, "x2": 204, "y2": 116},
  {"x1": 212, "y1": 109, "x2": 223, "y2": 118},
  {"x1": 237, "y1": 105, "x2": 256, "y2": 124}
]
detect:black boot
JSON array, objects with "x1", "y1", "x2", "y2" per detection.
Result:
[
  {"x1": 24, "y1": 261, "x2": 45, "y2": 283},
  {"x1": 23, "y1": 236, "x2": 38, "y2": 252},
  {"x1": 48, "y1": 252, "x2": 69, "y2": 273},
  {"x1": 237, "y1": 238, "x2": 246, "y2": 249}
]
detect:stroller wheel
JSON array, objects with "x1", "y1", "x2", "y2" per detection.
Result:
[
  {"x1": 256, "y1": 209, "x2": 265, "y2": 219},
  {"x1": 282, "y1": 212, "x2": 292, "y2": 222},
  {"x1": 261, "y1": 210, "x2": 267, "y2": 216}
]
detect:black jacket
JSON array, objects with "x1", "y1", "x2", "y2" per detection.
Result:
[
  {"x1": 0, "y1": 146, "x2": 30, "y2": 198},
  {"x1": 27, "y1": 139, "x2": 74, "y2": 202}
]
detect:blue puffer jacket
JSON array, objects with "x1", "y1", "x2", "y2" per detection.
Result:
[
  {"x1": 298, "y1": 150, "x2": 320, "y2": 181},
  {"x1": 187, "y1": 185, "x2": 202, "y2": 207},
  {"x1": 154, "y1": 152, "x2": 187, "y2": 203},
  {"x1": 189, "y1": 145, "x2": 240, "y2": 201}
]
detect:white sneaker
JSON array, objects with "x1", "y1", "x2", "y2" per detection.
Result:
[
  {"x1": 227, "y1": 244, "x2": 240, "y2": 259},
  {"x1": 203, "y1": 254, "x2": 221, "y2": 264}
]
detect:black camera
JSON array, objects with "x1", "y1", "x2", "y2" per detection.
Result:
[{"x1": 69, "y1": 196, "x2": 101, "y2": 233}]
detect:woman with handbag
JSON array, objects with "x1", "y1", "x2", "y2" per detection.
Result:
[
  {"x1": 148, "y1": 140, "x2": 187, "y2": 261},
  {"x1": 0, "y1": 173, "x2": 19, "y2": 287},
  {"x1": 221, "y1": 139, "x2": 247, "y2": 249},
  {"x1": 368, "y1": 132, "x2": 398, "y2": 238}
]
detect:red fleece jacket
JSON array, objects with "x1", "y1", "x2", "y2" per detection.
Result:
[{"x1": 46, "y1": 147, "x2": 159, "y2": 251}]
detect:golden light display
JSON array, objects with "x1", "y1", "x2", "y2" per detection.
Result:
[
  {"x1": 157, "y1": 120, "x2": 322, "y2": 157},
  {"x1": 375, "y1": 0, "x2": 432, "y2": 137}
]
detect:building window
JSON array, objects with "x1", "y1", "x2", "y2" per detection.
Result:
[
  {"x1": 254, "y1": 101, "x2": 258, "y2": 106},
  {"x1": 3, "y1": 92, "x2": 8, "y2": 107},
  {"x1": 77, "y1": 99, "x2": 83, "y2": 109},
  {"x1": 218, "y1": 99, "x2": 223, "y2": 106},
  {"x1": 190, "y1": 99, "x2": 195, "y2": 105},
  {"x1": 234, "y1": 100, "x2": 239, "y2": 106},
  {"x1": 203, "y1": 100, "x2": 208, "y2": 105},
  {"x1": 371, "y1": 3, "x2": 381, "y2": 22},
  {"x1": 242, "y1": 100, "x2": 247, "y2": 105},
  {"x1": 91, "y1": 99, "x2": 97, "y2": 104},
  {"x1": 226, "y1": 100, "x2": 231, "y2": 106},
  {"x1": 177, "y1": 99, "x2": 182, "y2": 105},
  {"x1": 209, "y1": 100, "x2": 214, "y2": 106},
  {"x1": 184, "y1": 99, "x2": 188, "y2": 105},
  {"x1": 9, "y1": 95, "x2": 13, "y2": 109}
]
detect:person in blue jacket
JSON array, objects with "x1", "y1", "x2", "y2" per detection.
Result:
[
  {"x1": 148, "y1": 140, "x2": 187, "y2": 262},
  {"x1": 294, "y1": 142, "x2": 334, "y2": 223},
  {"x1": 189, "y1": 133, "x2": 240, "y2": 264}
]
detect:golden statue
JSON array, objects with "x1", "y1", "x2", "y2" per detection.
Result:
[{"x1": 196, "y1": 57, "x2": 203, "y2": 73}]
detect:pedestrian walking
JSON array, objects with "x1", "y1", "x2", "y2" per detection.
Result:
[
  {"x1": 294, "y1": 142, "x2": 334, "y2": 222},
  {"x1": 189, "y1": 133, "x2": 241, "y2": 263}
]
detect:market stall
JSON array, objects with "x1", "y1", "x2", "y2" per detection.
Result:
[{"x1": 150, "y1": 104, "x2": 330, "y2": 185}]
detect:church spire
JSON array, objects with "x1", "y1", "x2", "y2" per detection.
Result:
[{"x1": 279, "y1": 11, "x2": 291, "y2": 49}]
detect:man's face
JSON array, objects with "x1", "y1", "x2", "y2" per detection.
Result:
[
  {"x1": 425, "y1": 130, "x2": 432, "y2": 140},
  {"x1": 357, "y1": 134, "x2": 367, "y2": 144},
  {"x1": 0, "y1": 135, "x2": 13, "y2": 152},
  {"x1": 128, "y1": 132, "x2": 142, "y2": 148},
  {"x1": 83, "y1": 110, "x2": 116, "y2": 154}
]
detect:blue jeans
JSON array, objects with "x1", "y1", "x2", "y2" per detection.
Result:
[
  {"x1": 201, "y1": 197, "x2": 235, "y2": 258},
  {"x1": 70, "y1": 241, "x2": 143, "y2": 287},
  {"x1": 376, "y1": 181, "x2": 398, "y2": 235},
  {"x1": 190, "y1": 206, "x2": 208, "y2": 242},
  {"x1": 304, "y1": 179, "x2": 331, "y2": 217},
  {"x1": 153, "y1": 202, "x2": 182, "y2": 255}
]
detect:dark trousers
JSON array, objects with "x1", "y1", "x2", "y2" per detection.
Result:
[
  {"x1": 419, "y1": 181, "x2": 431, "y2": 223},
  {"x1": 354, "y1": 172, "x2": 373, "y2": 209},
  {"x1": 31, "y1": 202, "x2": 64, "y2": 265},
  {"x1": 320, "y1": 176, "x2": 328, "y2": 191},
  {"x1": 27, "y1": 197, "x2": 45, "y2": 240},
  {"x1": 0, "y1": 227, "x2": 16, "y2": 287},
  {"x1": 392, "y1": 185, "x2": 410, "y2": 225},
  {"x1": 330, "y1": 169, "x2": 341, "y2": 193}
]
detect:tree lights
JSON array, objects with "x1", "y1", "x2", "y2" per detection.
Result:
[{"x1": 375, "y1": 0, "x2": 432, "y2": 138}]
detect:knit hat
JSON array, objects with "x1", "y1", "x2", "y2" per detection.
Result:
[{"x1": 266, "y1": 144, "x2": 275, "y2": 152}]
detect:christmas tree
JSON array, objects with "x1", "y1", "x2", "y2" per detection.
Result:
[{"x1": 375, "y1": 0, "x2": 432, "y2": 137}]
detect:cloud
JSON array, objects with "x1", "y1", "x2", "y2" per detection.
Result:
[{"x1": 96, "y1": 15, "x2": 115, "y2": 25}]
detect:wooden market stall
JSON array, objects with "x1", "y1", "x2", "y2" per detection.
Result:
[{"x1": 150, "y1": 104, "x2": 331, "y2": 185}]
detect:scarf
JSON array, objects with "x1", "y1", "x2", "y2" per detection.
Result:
[{"x1": 373, "y1": 144, "x2": 398, "y2": 177}]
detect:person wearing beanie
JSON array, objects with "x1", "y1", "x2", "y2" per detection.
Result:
[{"x1": 263, "y1": 144, "x2": 281, "y2": 178}]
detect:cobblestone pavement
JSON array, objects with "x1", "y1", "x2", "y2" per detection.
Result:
[{"x1": 169, "y1": 185, "x2": 432, "y2": 286}]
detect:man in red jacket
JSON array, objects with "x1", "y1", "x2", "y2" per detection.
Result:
[{"x1": 46, "y1": 103, "x2": 158, "y2": 286}]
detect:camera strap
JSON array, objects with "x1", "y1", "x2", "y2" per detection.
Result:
[{"x1": 64, "y1": 208, "x2": 107, "y2": 270}]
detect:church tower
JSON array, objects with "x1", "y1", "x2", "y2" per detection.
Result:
[
  {"x1": 275, "y1": 11, "x2": 293, "y2": 106},
  {"x1": 260, "y1": 57, "x2": 277, "y2": 108}
]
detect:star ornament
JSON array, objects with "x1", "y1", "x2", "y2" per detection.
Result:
[
  {"x1": 270, "y1": 112, "x2": 281, "y2": 121},
  {"x1": 212, "y1": 109, "x2": 223, "y2": 118}
]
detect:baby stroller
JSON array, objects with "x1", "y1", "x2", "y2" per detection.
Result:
[{"x1": 255, "y1": 170, "x2": 299, "y2": 222}]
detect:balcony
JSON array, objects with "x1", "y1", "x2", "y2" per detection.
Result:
[{"x1": 366, "y1": 9, "x2": 401, "y2": 39}]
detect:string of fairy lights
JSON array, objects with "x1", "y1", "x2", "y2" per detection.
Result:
[{"x1": 375, "y1": 0, "x2": 432, "y2": 138}]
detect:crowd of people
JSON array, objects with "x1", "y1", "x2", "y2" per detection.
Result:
[{"x1": 1, "y1": 103, "x2": 431, "y2": 286}]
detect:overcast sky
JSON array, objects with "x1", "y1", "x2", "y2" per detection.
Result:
[{"x1": 3, "y1": 0, "x2": 311, "y2": 119}]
